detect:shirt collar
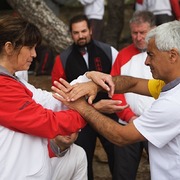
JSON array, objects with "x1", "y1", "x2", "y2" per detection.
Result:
[
  {"x1": 162, "y1": 77, "x2": 180, "y2": 92},
  {"x1": 0, "y1": 65, "x2": 19, "y2": 81}
]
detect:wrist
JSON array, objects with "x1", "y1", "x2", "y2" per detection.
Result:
[
  {"x1": 85, "y1": 71, "x2": 91, "y2": 79},
  {"x1": 86, "y1": 71, "x2": 95, "y2": 79}
]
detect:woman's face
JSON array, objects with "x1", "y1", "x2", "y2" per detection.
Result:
[{"x1": 13, "y1": 45, "x2": 37, "y2": 72}]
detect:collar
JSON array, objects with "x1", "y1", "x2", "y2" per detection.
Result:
[
  {"x1": 162, "y1": 77, "x2": 180, "y2": 92},
  {"x1": 0, "y1": 65, "x2": 18, "y2": 80},
  {"x1": 50, "y1": 139, "x2": 69, "y2": 157}
]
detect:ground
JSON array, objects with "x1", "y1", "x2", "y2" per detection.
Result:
[{"x1": 28, "y1": 74, "x2": 150, "y2": 180}]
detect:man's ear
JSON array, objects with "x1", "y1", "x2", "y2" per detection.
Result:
[
  {"x1": 4, "y1": 42, "x2": 14, "y2": 55},
  {"x1": 169, "y1": 48, "x2": 179, "y2": 64}
]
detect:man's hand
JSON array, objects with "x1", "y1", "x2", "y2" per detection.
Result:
[
  {"x1": 86, "y1": 71, "x2": 115, "y2": 98},
  {"x1": 93, "y1": 99, "x2": 129, "y2": 114}
]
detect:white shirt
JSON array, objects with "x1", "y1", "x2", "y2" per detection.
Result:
[
  {"x1": 78, "y1": 0, "x2": 104, "y2": 20},
  {"x1": 51, "y1": 144, "x2": 87, "y2": 180},
  {"x1": 0, "y1": 77, "x2": 86, "y2": 179},
  {"x1": 142, "y1": 0, "x2": 173, "y2": 16},
  {"x1": 134, "y1": 80, "x2": 180, "y2": 179},
  {"x1": 15, "y1": 70, "x2": 28, "y2": 81},
  {"x1": 83, "y1": 46, "x2": 118, "y2": 68},
  {"x1": 121, "y1": 52, "x2": 154, "y2": 116}
]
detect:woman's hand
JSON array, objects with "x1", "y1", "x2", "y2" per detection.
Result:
[{"x1": 52, "y1": 78, "x2": 99, "y2": 104}]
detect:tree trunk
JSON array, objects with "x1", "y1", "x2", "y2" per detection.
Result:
[
  {"x1": 7, "y1": 0, "x2": 73, "y2": 53},
  {"x1": 103, "y1": 0, "x2": 125, "y2": 50}
]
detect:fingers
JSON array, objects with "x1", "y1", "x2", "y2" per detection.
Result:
[
  {"x1": 51, "y1": 86, "x2": 70, "y2": 102},
  {"x1": 87, "y1": 72, "x2": 115, "y2": 97},
  {"x1": 68, "y1": 82, "x2": 98, "y2": 102},
  {"x1": 68, "y1": 85, "x2": 87, "y2": 101},
  {"x1": 102, "y1": 76, "x2": 115, "y2": 98},
  {"x1": 52, "y1": 78, "x2": 98, "y2": 104},
  {"x1": 87, "y1": 95, "x2": 96, "y2": 104},
  {"x1": 54, "y1": 78, "x2": 72, "y2": 93},
  {"x1": 51, "y1": 78, "x2": 74, "y2": 101}
]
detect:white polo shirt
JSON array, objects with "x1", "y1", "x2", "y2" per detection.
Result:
[{"x1": 134, "y1": 78, "x2": 180, "y2": 179}]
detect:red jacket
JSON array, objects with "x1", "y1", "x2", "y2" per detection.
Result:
[
  {"x1": 170, "y1": 0, "x2": 180, "y2": 20},
  {"x1": 111, "y1": 44, "x2": 140, "y2": 122},
  {"x1": 0, "y1": 75, "x2": 86, "y2": 138}
]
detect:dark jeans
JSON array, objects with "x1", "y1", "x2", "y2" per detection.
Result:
[
  {"x1": 112, "y1": 141, "x2": 148, "y2": 180},
  {"x1": 75, "y1": 124, "x2": 115, "y2": 180},
  {"x1": 155, "y1": 14, "x2": 175, "y2": 26},
  {"x1": 89, "y1": 19, "x2": 104, "y2": 41}
]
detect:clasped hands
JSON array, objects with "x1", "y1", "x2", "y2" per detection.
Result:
[{"x1": 51, "y1": 71, "x2": 128, "y2": 113}]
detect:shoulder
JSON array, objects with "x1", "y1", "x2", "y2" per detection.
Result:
[
  {"x1": 70, "y1": 143, "x2": 86, "y2": 153},
  {"x1": 94, "y1": 40, "x2": 115, "y2": 61},
  {"x1": 59, "y1": 44, "x2": 74, "y2": 68},
  {"x1": 93, "y1": 40, "x2": 111, "y2": 49},
  {"x1": 115, "y1": 44, "x2": 140, "y2": 64},
  {"x1": 120, "y1": 44, "x2": 139, "y2": 55},
  {"x1": 60, "y1": 44, "x2": 73, "y2": 58},
  {"x1": 66, "y1": 144, "x2": 87, "y2": 163},
  {"x1": 148, "y1": 79, "x2": 165, "y2": 99},
  {"x1": 94, "y1": 40, "x2": 118, "y2": 54}
]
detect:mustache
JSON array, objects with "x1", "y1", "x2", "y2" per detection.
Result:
[{"x1": 78, "y1": 38, "x2": 86, "y2": 41}]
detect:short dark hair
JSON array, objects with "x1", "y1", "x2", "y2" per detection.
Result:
[
  {"x1": 69, "y1": 14, "x2": 91, "y2": 32},
  {"x1": 0, "y1": 15, "x2": 42, "y2": 52}
]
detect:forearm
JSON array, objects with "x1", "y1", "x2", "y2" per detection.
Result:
[
  {"x1": 112, "y1": 75, "x2": 151, "y2": 96},
  {"x1": 75, "y1": 101, "x2": 134, "y2": 146},
  {"x1": 112, "y1": 75, "x2": 137, "y2": 93}
]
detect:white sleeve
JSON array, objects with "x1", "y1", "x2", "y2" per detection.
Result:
[
  {"x1": 70, "y1": 73, "x2": 91, "y2": 85},
  {"x1": 111, "y1": 46, "x2": 118, "y2": 65},
  {"x1": 78, "y1": 0, "x2": 95, "y2": 5},
  {"x1": 71, "y1": 145, "x2": 88, "y2": 180},
  {"x1": 134, "y1": 94, "x2": 180, "y2": 148},
  {"x1": 20, "y1": 79, "x2": 68, "y2": 111},
  {"x1": 15, "y1": 70, "x2": 28, "y2": 82},
  {"x1": 21, "y1": 73, "x2": 91, "y2": 111}
]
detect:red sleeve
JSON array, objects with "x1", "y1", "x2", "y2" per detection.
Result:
[
  {"x1": 51, "y1": 55, "x2": 66, "y2": 85},
  {"x1": 0, "y1": 76, "x2": 86, "y2": 138},
  {"x1": 48, "y1": 139, "x2": 56, "y2": 157},
  {"x1": 112, "y1": 94, "x2": 136, "y2": 122},
  {"x1": 136, "y1": 0, "x2": 143, "y2": 4},
  {"x1": 110, "y1": 45, "x2": 139, "y2": 122},
  {"x1": 170, "y1": 0, "x2": 180, "y2": 19}
]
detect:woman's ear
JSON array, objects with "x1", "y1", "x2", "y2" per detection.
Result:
[{"x1": 4, "y1": 42, "x2": 14, "y2": 55}]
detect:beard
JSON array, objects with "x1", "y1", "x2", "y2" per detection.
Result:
[{"x1": 76, "y1": 37, "x2": 91, "y2": 47}]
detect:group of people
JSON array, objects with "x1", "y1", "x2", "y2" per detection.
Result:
[
  {"x1": 0, "y1": 3, "x2": 180, "y2": 180},
  {"x1": 52, "y1": 14, "x2": 119, "y2": 180},
  {"x1": 52, "y1": 19, "x2": 180, "y2": 180},
  {"x1": 51, "y1": 11, "x2": 155, "y2": 179}
]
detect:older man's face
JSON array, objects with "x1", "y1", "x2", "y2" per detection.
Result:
[
  {"x1": 130, "y1": 22, "x2": 152, "y2": 51},
  {"x1": 145, "y1": 38, "x2": 172, "y2": 83}
]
